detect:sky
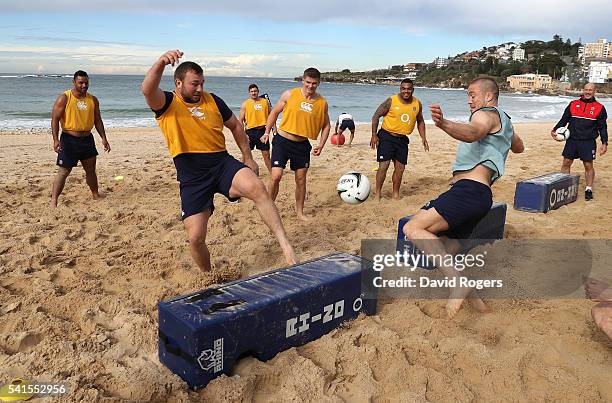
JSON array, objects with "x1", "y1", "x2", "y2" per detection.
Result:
[{"x1": 0, "y1": 0, "x2": 610, "y2": 77}]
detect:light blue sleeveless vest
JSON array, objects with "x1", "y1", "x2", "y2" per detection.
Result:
[{"x1": 452, "y1": 106, "x2": 514, "y2": 184}]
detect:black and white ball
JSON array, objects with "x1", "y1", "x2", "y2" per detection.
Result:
[
  {"x1": 555, "y1": 127, "x2": 570, "y2": 141},
  {"x1": 337, "y1": 172, "x2": 371, "y2": 204}
]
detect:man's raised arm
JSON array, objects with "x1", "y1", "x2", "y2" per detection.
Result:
[{"x1": 141, "y1": 50, "x2": 183, "y2": 110}]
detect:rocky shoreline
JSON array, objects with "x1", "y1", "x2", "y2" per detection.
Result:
[{"x1": 302, "y1": 76, "x2": 610, "y2": 97}]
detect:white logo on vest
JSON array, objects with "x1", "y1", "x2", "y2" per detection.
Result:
[
  {"x1": 76, "y1": 101, "x2": 88, "y2": 111},
  {"x1": 300, "y1": 102, "x2": 313, "y2": 113},
  {"x1": 188, "y1": 106, "x2": 205, "y2": 120}
]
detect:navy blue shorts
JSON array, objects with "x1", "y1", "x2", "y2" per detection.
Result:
[
  {"x1": 422, "y1": 179, "x2": 493, "y2": 238},
  {"x1": 376, "y1": 128, "x2": 409, "y2": 165},
  {"x1": 173, "y1": 152, "x2": 247, "y2": 220},
  {"x1": 246, "y1": 126, "x2": 270, "y2": 151},
  {"x1": 339, "y1": 120, "x2": 355, "y2": 132},
  {"x1": 562, "y1": 138, "x2": 596, "y2": 161},
  {"x1": 56, "y1": 132, "x2": 98, "y2": 168},
  {"x1": 271, "y1": 135, "x2": 311, "y2": 171}
]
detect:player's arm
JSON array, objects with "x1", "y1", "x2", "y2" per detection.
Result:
[
  {"x1": 371, "y1": 98, "x2": 391, "y2": 149},
  {"x1": 239, "y1": 101, "x2": 247, "y2": 127},
  {"x1": 430, "y1": 104, "x2": 493, "y2": 142},
  {"x1": 597, "y1": 106, "x2": 608, "y2": 156},
  {"x1": 313, "y1": 103, "x2": 331, "y2": 156},
  {"x1": 92, "y1": 96, "x2": 110, "y2": 152},
  {"x1": 510, "y1": 131, "x2": 524, "y2": 154},
  {"x1": 551, "y1": 104, "x2": 571, "y2": 139},
  {"x1": 416, "y1": 101, "x2": 428, "y2": 151},
  {"x1": 225, "y1": 114, "x2": 259, "y2": 175},
  {"x1": 51, "y1": 94, "x2": 67, "y2": 152},
  {"x1": 262, "y1": 90, "x2": 290, "y2": 143},
  {"x1": 334, "y1": 119, "x2": 339, "y2": 134},
  {"x1": 141, "y1": 50, "x2": 183, "y2": 110}
]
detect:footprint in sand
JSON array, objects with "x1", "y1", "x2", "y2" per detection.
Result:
[
  {"x1": 40, "y1": 252, "x2": 68, "y2": 266},
  {"x1": 0, "y1": 332, "x2": 44, "y2": 354},
  {"x1": 417, "y1": 302, "x2": 446, "y2": 319}
]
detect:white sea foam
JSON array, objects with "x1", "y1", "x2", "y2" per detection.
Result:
[{"x1": 0, "y1": 117, "x2": 157, "y2": 130}]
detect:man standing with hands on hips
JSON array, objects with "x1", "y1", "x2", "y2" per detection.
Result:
[{"x1": 551, "y1": 82, "x2": 607, "y2": 200}]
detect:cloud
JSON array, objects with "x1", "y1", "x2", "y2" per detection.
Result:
[
  {"x1": 14, "y1": 35, "x2": 145, "y2": 47},
  {"x1": 0, "y1": 45, "x2": 307, "y2": 76},
  {"x1": 2, "y1": 0, "x2": 611, "y2": 38},
  {"x1": 249, "y1": 39, "x2": 350, "y2": 49}
]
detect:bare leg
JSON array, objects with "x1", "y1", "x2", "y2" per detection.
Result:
[
  {"x1": 403, "y1": 208, "x2": 490, "y2": 318},
  {"x1": 50, "y1": 166, "x2": 72, "y2": 207},
  {"x1": 391, "y1": 160, "x2": 405, "y2": 200},
  {"x1": 294, "y1": 167, "x2": 309, "y2": 221},
  {"x1": 230, "y1": 168, "x2": 298, "y2": 265},
  {"x1": 349, "y1": 130, "x2": 355, "y2": 147},
  {"x1": 375, "y1": 160, "x2": 391, "y2": 201},
  {"x1": 183, "y1": 210, "x2": 212, "y2": 272},
  {"x1": 268, "y1": 167, "x2": 284, "y2": 201},
  {"x1": 583, "y1": 160, "x2": 595, "y2": 188},
  {"x1": 560, "y1": 157, "x2": 573, "y2": 174},
  {"x1": 592, "y1": 302, "x2": 612, "y2": 340},
  {"x1": 81, "y1": 156, "x2": 102, "y2": 199},
  {"x1": 261, "y1": 150, "x2": 272, "y2": 175}
]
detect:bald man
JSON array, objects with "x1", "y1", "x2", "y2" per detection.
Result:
[
  {"x1": 403, "y1": 76, "x2": 524, "y2": 318},
  {"x1": 551, "y1": 83, "x2": 608, "y2": 200}
]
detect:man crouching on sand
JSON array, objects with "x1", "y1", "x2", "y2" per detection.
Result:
[
  {"x1": 402, "y1": 77, "x2": 524, "y2": 318},
  {"x1": 141, "y1": 49, "x2": 297, "y2": 273}
]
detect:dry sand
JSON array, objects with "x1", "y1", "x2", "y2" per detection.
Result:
[{"x1": 1, "y1": 123, "x2": 611, "y2": 402}]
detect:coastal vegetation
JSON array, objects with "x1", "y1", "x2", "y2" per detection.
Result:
[{"x1": 314, "y1": 35, "x2": 610, "y2": 93}]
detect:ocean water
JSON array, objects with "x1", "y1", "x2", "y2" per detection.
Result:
[{"x1": 1, "y1": 74, "x2": 610, "y2": 130}]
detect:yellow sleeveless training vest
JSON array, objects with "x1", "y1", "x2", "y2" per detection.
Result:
[
  {"x1": 61, "y1": 90, "x2": 95, "y2": 132},
  {"x1": 381, "y1": 95, "x2": 420, "y2": 136},
  {"x1": 156, "y1": 91, "x2": 226, "y2": 157},
  {"x1": 279, "y1": 88, "x2": 327, "y2": 140},
  {"x1": 244, "y1": 98, "x2": 269, "y2": 129}
]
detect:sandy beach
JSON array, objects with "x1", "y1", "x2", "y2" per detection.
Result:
[{"x1": 1, "y1": 122, "x2": 611, "y2": 402}]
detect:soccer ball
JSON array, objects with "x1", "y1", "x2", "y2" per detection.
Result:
[
  {"x1": 337, "y1": 172, "x2": 371, "y2": 204},
  {"x1": 555, "y1": 127, "x2": 570, "y2": 141}
]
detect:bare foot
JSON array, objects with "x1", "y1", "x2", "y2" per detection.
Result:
[
  {"x1": 297, "y1": 213, "x2": 310, "y2": 221},
  {"x1": 375, "y1": 192, "x2": 382, "y2": 202},
  {"x1": 468, "y1": 291, "x2": 492, "y2": 313},
  {"x1": 92, "y1": 192, "x2": 105, "y2": 200},
  {"x1": 592, "y1": 302, "x2": 612, "y2": 340},
  {"x1": 585, "y1": 277, "x2": 612, "y2": 302},
  {"x1": 446, "y1": 285, "x2": 489, "y2": 318},
  {"x1": 50, "y1": 198, "x2": 58, "y2": 208},
  {"x1": 392, "y1": 192, "x2": 400, "y2": 200}
]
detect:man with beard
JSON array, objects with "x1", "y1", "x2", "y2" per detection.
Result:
[{"x1": 141, "y1": 50, "x2": 297, "y2": 274}]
